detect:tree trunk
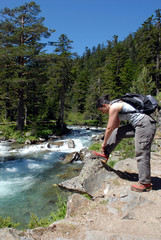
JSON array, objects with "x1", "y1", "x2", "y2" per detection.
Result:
[
  {"x1": 17, "y1": 88, "x2": 24, "y2": 130},
  {"x1": 57, "y1": 90, "x2": 65, "y2": 131}
]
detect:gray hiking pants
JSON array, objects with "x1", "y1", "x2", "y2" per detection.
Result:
[{"x1": 105, "y1": 115, "x2": 156, "y2": 184}]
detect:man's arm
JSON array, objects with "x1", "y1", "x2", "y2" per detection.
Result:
[{"x1": 101, "y1": 103, "x2": 122, "y2": 152}]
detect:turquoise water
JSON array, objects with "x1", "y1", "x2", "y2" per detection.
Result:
[{"x1": 0, "y1": 126, "x2": 103, "y2": 227}]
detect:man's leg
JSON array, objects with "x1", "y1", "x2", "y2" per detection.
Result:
[
  {"x1": 134, "y1": 115, "x2": 156, "y2": 184},
  {"x1": 104, "y1": 124, "x2": 135, "y2": 157},
  {"x1": 91, "y1": 124, "x2": 135, "y2": 162}
]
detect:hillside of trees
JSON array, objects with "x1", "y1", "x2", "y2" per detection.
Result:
[{"x1": 0, "y1": 2, "x2": 161, "y2": 136}]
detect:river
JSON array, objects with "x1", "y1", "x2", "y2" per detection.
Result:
[{"x1": 0, "y1": 126, "x2": 103, "y2": 228}]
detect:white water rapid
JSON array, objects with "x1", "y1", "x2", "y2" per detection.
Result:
[{"x1": 0, "y1": 126, "x2": 103, "y2": 227}]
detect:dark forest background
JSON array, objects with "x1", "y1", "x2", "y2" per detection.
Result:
[{"x1": 0, "y1": 2, "x2": 161, "y2": 136}]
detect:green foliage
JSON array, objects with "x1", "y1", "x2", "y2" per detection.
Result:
[
  {"x1": 27, "y1": 193, "x2": 67, "y2": 229},
  {"x1": 130, "y1": 67, "x2": 155, "y2": 94},
  {"x1": 0, "y1": 216, "x2": 20, "y2": 229},
  {"x1": 0, "y1": 121, "x2": 62, "y2": 143},
  {"x1": 89, "y1": 142, "x2": 101, "y2": 151},
  {"x1": 84, "y1": 120, "x2": 99, "y2": 126},
  {"x1": 66, "y1": 112, "x2": 84, "y2": 125},
  {"x1": 107, "y1": 160, "x2": 117, "y2": 168}
]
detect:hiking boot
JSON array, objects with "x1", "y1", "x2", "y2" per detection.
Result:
[
  {"x1": 91, "y1": 150, "x2": 109, "y2": 163},
  {"x1": 131, "y1": 182, "x2": 152, "y2": 192}
]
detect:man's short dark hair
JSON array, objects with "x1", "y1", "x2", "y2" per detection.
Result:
[{"x1": 96, "y1": 94, "x2": 111, "y2": 108}]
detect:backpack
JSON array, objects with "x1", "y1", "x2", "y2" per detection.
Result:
[{"x1": 120, "y1": 93, "x2": 158, "y2": 115}]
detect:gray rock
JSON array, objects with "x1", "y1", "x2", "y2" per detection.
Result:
[
  {"x1": 50, "y1": 141, "x2": 65, "y2": 147},
  {"x1": 58, "y1": 176, "x2": 85, "y2": 193},
  {"x1": 79, "y1": 148, "x2": 91, "y2": 162},
  {"x1": 114, "y1": 158, "x2": 138, "y2": 173},
  {"x1": 120, "y1": 191, "x2": 152, "y2": 213},
  {"x1": 58, "y1": 159, "x2": 118, "y2": 197},
  {"x1": 25, "y1": 139, "x2": 31, "y2": 145},
  {"x1": 62, "y1": 152, "x2": 80, "y2": 164},
  {"x1": 0, "y1": 228, "x2": 24, "y2": 240},
  {"x1": 67, "y1": 139, "x2": 75, "y2": 148},
  {"x1": 83, "y1": 167, "x2": 117, "y2": 196},
  {"x1": 39, "y1": 137, "x2": 46, "y2": 142},
  {"x1": 66, "y1": 193, "x2": 88, "y2": 218},
  {"x1": 91, "y1": 133, "x2": 104, "y2": 141}
]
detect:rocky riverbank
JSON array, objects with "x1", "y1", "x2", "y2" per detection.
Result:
[{"x1": 0, "y1": 124, "x2": 161, "y2": 240}]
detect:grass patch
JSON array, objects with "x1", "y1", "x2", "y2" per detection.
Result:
[
  {"x1": 115, "y1": 138, "x2": 135, "y2": 159},
  {"x1": 88, "y1": 142, "x2": 101, "y2": 151},
  {"x1": 82, "y1": 193, "x2": 92, "y2": 200},
  {"x1": 0, "y1": 216, "x2": 20, "y2": 229},
  {"x1": 107, "y1": 160, "x2": 117, "y2": 168}
]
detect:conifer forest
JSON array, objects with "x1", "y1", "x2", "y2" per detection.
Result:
[{"x1": 0, "y1": 2, "x2": 161, "y2": 132}]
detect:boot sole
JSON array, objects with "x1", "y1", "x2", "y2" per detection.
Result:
[
  {"x1": 131, "y1": 186, "x2": 152, "y2": 192},
  {"x1": 90, "y1": 151, "x2": 108, "y2": 163}
]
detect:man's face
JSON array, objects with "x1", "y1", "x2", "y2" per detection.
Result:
[{"x1": 98, "y1": 104, "x2": 109, "y2": 114}]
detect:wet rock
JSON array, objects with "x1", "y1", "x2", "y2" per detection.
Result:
[
  {"x1": 39, "y1": 137, "x2": 46, "y2": 142},
  {"x1": 67, "y1": 139, "x2": 75, "y2": 148},
  {"x1": 62, "y1": 152, "x2": 81, "y2": 164},
  {"x1": 0, "y1": 136, "x2": 6, "y2": 141},
  {"x1": 49, "y1": 135, "x2": 60, "y2": 140},
  {"x1": 46, "y1": 142, "x2": 51, "y2": 148},
  {"x1": 25, "y1": 139, "x2": 31, "y2": 145},
  {"x1": 50, "y1": 141, "x2": 65, "y2": 147}
]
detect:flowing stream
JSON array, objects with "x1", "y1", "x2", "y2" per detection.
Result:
[{"x1": 0, "y1": 126, "x2": 103, "y2": 228}]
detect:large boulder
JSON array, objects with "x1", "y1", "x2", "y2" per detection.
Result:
[{"x1": 58, "y1": 158, "x2": 119, "y2": 197}]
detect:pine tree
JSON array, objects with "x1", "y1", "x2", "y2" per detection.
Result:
[
  {"x1": 49, "y1": 34, "x2": 74, "y2": 131},
  {"x1": 130, "y1": 67, "x2": 155, "y2": 94},
  {"x1": 0, "y1": 2, "x2": 54, "y2": 129}
]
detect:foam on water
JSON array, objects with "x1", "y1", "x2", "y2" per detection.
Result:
[
  {"x1": 5, "y1": 167, "x2": 17, "y2": 172},
  {"x1": 0, "y1": 176, "x2": 34, "y2": 199}
]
